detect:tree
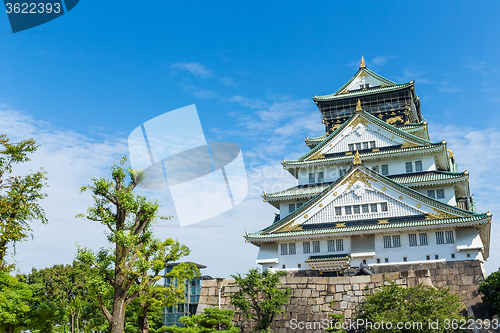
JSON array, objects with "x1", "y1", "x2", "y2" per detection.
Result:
[
  {"x1": 478, "y1": 267, "x2": 500, "y2": 315},
  {"x1": 229, "y1": 268, "x2": 290, "y2": 333},
  {"x1": 0, "y1": 135, "x2": 47, "y2": 272},
  {"x1": 357, "y1": 281, "x2": 465, "y2": 333},
  {"x1": 162, "y1": 307, "x2": 240, "y2": 333},
  {"x1": 76, "y1": 157, "x2": 196, "y2": 333},
  {"x1": 0, "y1": 271, "x2": 32, "y2": 333}
]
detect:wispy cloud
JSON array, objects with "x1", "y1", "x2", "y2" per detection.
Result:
[
  {"x1": 182, "y1": 84, "x2": 218, "y2": 99},
  {"x1": 400, "y1": 67, "x2": 434, "y2": 84},
  {"x1": 170, "y1": 62, "x2": 212, "y2": 78},
  {"x1": 465, "y1": 60, "x2": 487, "y2": 72},
  {"x1": 438, "y1": 79, "x2": 463, "y2": 93},
  {"x1": 231, "y1": 95, "x2": 268, "y2": 109},
  {"x1": 220, "y1": 76, "x2": 238, "y2": 87},
  {"x1": 371, "y1": 55, "x2": 396, "y2": 66}
]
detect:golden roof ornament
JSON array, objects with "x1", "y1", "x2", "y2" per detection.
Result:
[
  {"x1": 447, "y1": 149, "x2": 454, "y2": 158},
  {"x1": 353, "y1": 150, "x2": 361, "y2": 165},
  {"x1": 356, "y1": 99, "x2": 363, "y2": 112},
  {"x1": 360, "y1": 55, "x2": 366, "y2": 68}
]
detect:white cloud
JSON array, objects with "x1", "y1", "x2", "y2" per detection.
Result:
[
  {"x1": 466, "y1": 60, "x2": 487, "y2": 72},
  {"x1": 231, "y1": 95, "x2": 268, "y2": 109},
  {"x1": 170, "y1": 62, "x2": 212, "y2": 78},
  {"x1": 371, "y1": 55, "x2": 396, "y2": 66}
]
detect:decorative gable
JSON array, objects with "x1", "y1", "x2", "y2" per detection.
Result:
[{"x1": 339, "y1": 69, "x2": 394, "y2": 94}]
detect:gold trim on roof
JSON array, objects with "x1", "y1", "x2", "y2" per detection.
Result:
[
  {"x1": 353, "y1": 150, "x2": 361, "y2": 165},
  {"x1": 401, "y1": 140, "x2": 421, "y2": 149},
  {"x1": 307, "y1": 150, "x2": 325, "y2": 161},
  {"x1": 425, "y1": 208, "x2": 458, "y2": 220},
  {"x1": 340, "y1": 169, "x2": 377, "y2": 189},
  {"x1": 356, "y1": 99, "x2": 363, "y2": 111},
  {"x1": 336, "y1": 223, "x2": 346, "y2": 228},
  {"x1": 378, "y1": 219, "x2": 389, "y2": 224},
  {"x1": 273, "y1": 220, "x2": 303, "y2": 233},
  {"x1": 360, "y1": 55, "x2": 366, "y2": 68},
  {"x1": 349, "y1": 115, "x2": 371, "y2": 129}
]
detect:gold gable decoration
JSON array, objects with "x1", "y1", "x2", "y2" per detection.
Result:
[
  {"x1": 360, "y1": 55, "x2": 366, "y2": 68},
  {"x1": 425, "y1": 208, "x2": 458, "y2": 220},
  {"x1": 349, "y1": 115, "x2": 371, "y2": 129},
  {"x1": 353, "y1": 150, "x2": 361, "y2": 165},
  {"x1": 400, "y1": 140, "x2": 420, "y2": 149},
  {"x1": 307, "y1": 150, "x2": 325, "y2": 161},
  {"x1": 272, "y1": 220, "x2": 303, "y2": 233},
  {"x1": 340, "y1": 169, "x2": 377, "y2": 189}
]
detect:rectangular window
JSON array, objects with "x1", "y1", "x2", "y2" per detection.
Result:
[
  {"x1": 383, "y1": 236, "x2": 392, "y2": 248},
  {"x1": 370, "y1": 141, "x2": 376, "y2": 149},
  {"x1": 376, "y1": 258, "x2": 381, "y2": 263},
  {"x1": 289, "y1": 243, "x2": 296, "y2": 255},
  {"x1": 419, "y1": 233, "x2": 428, "y2": 246},
  {"x1": 409, "y1": 234, "x2": 417, "y2": 247},
  {"x1": 345, "y1": 206, "x2": 352, "y2": 215},
  {"x1": 451, "y1": 253, "x2": 455, "y2": 259},
  {"x1": 312, "y1": 241, "x2": 320, "y2": 253},
  {"x1": 335, "y1": 207, "x2": 342, "y2": 216},
  {"x1": 370, "y1": 203, "x2": 378, "y2": 212},
  {"x1": 426, "y1": 255, "x2": 431, "y2": 260},
  {"x1": 381, "y1": 202, "x2": 388, "y2": 212},
  {"x1": 362, "y1": 204, "x2": 369, "y2": 213},
  {"x1": 362, "y1": 142, "x2": 369, "y2": 150},
  {"x1": 318, "y1": 172, "x2": 324, "y2": 183},
  {"x1": 280, "y1": 243, "x2": 288, "y2": 255},
  {"x1": 353, "y1": 205, "x2": 360, "y2": 214},
  {"x1": 385, "y1": 258, "x2": 389, "y2": 263},
  {"x1": 303, "y1": 242, "x2": 310, "y2": 254},
  {"x1": 289, "y1": 204, "x2": 295, "y2": 213},
  {"x1": 435, "y1": 254, "x2": 439, "y2": 260},
  {"x1": 415, "y1": 160, "x2": 423, "y2": 172},
  {"x1": 436, "y1": 189, "x2": 445, "y2": 199},
  {"x1": 328, "y1": 240, "x2": 335, "y2": 252},
  {"x1": 372, "y1": 165, "x2": 379, "y2": 173},
  {"x1": 282, "y1": 264, "x2": 286, "y2": 269},
  {"x1": 356, "y1": 143, "x2": 362, "y2": 150},
  {"x1": 405, "y1": 162, "x2": 413, "y2": 173},
  {"x1": 436, "y1": 231, "x2": 445, "y2": 244},
  {"x1": 298, "y1": 263, "x2": 301, "y2": 268},
  {"x1": 403, "y1": 257, "x2": 407, "y2": 262},
  {"x1": 445, "y1": 231, "x2": 454, "y2": 243},
  {"x1": 427, "y1": 190, "x2": 436, "y2": 199},
  {"x1": 309, "y1": 173, "x2": 315, "y2": 184},
  {"x1": 392, "y1": 235, "x2": 401, "y2": 247},
  {"x1": 296, "y1": 203, "x2": 303, "y2": 209},
  {"x1": 381, "y1": 164, "x2": 389, "y2": 175},
  {"x1": 467, "y1": 253, "x2": 471, "y2": 258},
  {"x1": 336, "y1": 239, "x2": 343, "y2": 252},
  {"x1": 348, "y1": 143, "x2": 354, "y2": 151},
  {"x1": 339, "y1": 168, "x2": 347, "y2": 176}
]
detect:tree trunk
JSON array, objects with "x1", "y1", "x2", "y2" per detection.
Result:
[
  {"x1": 7, "y1": 325, "x2": 13, "y2": 333},
  {"x1": 137, "y1": 305, "x2": 150, "y2": 333},
  {"x1": 71, "y1": 312, "x2": 75, "y2": 333},
  {"x1": 109, "y1": 293, "x2": 126, "y2": 333}
]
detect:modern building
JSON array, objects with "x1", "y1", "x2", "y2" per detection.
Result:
[
  {"x1": 162, "y1": 263, "x2": 212, "y2": 327},
  {"x1": 245, "y1": 57, "x2": 492, "y2": 275}
]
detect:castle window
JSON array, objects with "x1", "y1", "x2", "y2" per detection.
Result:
[
  {"x1": 312, "y1": 241, "x2": 320, "y2": 253},
  {"x1": 419, "y1": 233, "x2": 428, "y2": 245},
  {"x1": 403, "y1": 257, "x2": 407, "y2": 262},
  {"x1": 282, "y1": 264, "x2": 286, "y2": 269},
  {"x1": 356, "y1": 143, "x2": 362, "y2": 150},
  {"x1": 353, "y1": 205, "x2": 361, "y2": 214},
  {"x1": 405, "y1": 162, "x2": 413, "y2": 173},
  {"x1": 296, "y1": 203, "x2": 303, "y2": 209},
  {"x1": 318, "y1": 172, "x2": 324, "y2": 183},
  {"x1": 303, "y1": 242, "x2": 310, "y2": 253},
  {"x1": 409, "y1": 234, "x2": 418, "y2": 247},
  {"x1": 426, "y1": 255, "x2": 430, "y2": 260},
  {"x1": 467, "y1": 253, "x2": 471, "y2": 258},
  {"x1": 289, "y1": 204, "x2": 295, "y2": 213},
  {"x1": 362, "y1": 142, "x2": 369, "y2": 150},
  {"x1": 436, "y1": 231, "x2": 454, "y2": 244},
  {"x1": 383, "y1": 236, "x2": 392, "y2": 248},
  {"x1": 372, "y1": 165, "x2": 379, "y2": 172},
  {"x1": 336, "y1": 239, "x2": 344, "y2": 251},
  {"x1": 376, "y1": 258, "x2": 381, "y2": 263},
  {"x1": 281, "y1": 243, "x2": 288, "y2": 255},
  {"x1": 328, "y1": 240, "x2": 335, "y2": 252},
  {"x1": 370, "y1": 203, "x2": 378, "y2": 212},
  {"x1": 385, "y1": 258, "x2": 389, "y2": 263},
  {"x1": 437, "y1": 189, "x2": 445, "y2": 199},
  {"x1": 298, "y1": 263, "x2": 301, "y2": 268},
  {"x1": 436, "y1": 231, "x2": 445, "y2": 244},
  {"x1": 381, "y1": 165, "x2": 389, "y2": 175},
  {"x1": 415, "y1": 160, "x2": 423, "y2": 172},
  {"x1": 451, "y1": 253, "x2": 455, "y2": 259},
  {"x1": 392, "y1": 235, "x2": 401, "y2": 247},
  {"x1": 381, "y1": 202, "x2": 388, "y2": 212},
  {"x1": 362, "y1": 204, "x2": 369, "y2": 213},
  {"x1": 362, "y1": 259, "x2": 367, "y2": 265},
  {"x1": 309, "y1": 173, "x2": 315, "y2": 184},
  {"x1": 370, "y1": 141, "x2": 376, "y2": 149},
  {"x1": 345, "y1": 206, "x2": 352, "y2": 215},
  {"x1": 289, "y1": 243, "x2": 296, "y2": 254},
  {"x1": 328, "y1": 239, "x2": 343, "y2": 252},
  {"x1": 335, "y1": 207, "x2": 342, "y2": 216},
  {"x1": 427, "y1": 190, "x2": 436, "y2": 199},
  {"x1": 445, "y1": 231, "x2": 454, "y2": 243},
  {"x1": 348, "y1": 143, "x2": 354, "y2": 151},
  {"x1": 435, "y1": 254, "x2": 439, "y2": 260}
]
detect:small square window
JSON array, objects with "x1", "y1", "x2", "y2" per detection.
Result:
[
  {"x1": 435, "y1": 254, "x2": 439, "y2": 260},
  {"x1": 362, "y1": 142, "x2": 369, "y2": 150},
  {"x1": 353, "y1": 205, "x2": 360, "y2": 214},
  {"x1": 296, "y1": 203, "x2": 303, "y2": 209},
  {"x1": 335, "y1": 207, "x2": 342, "y2": 216},
  {"x1": 451, "y1": 253, "x2": 455, "y2": 259},
  {"x1": 298, "y1": 263, "x2": 301, "y2": 268},
  {"x1": 381, "y1": 165, "x2": 389, "y2": 175},
  {"x1": 376, "y1": 258, "x2": 381, "y2": 263},
  {"x1": 370, "y1": 141, "x2": 376, "y2": 149},
  {"x1": 381, "y1": 202, "x2": 388, "y2": 212},
  {"x1": 403, "y1": 257, "x2": 407, "y2": 262},
  {"x1": 385, "y1": 258, "x2": 389, "y2": 263},
  {"x1": 362, "y1": 204, "x2": 369, "y2": 213},
  {"x1": 289, "y1": 204, "x2": 295, "y2": 213},
  {"x1": 309, "y1": 173, "x2": 315, "y2": 184},
  {"x1": 405, "y1": 162, "x2": 413, "y2": 173},
  {"x1": 370, "y1": 203, "x2": 378, "y2": 212},
  {"x1": 436, "y1": 189, "x2": 445, "y2": 199},
  {"x1": 356, "y1": 143, "x2": 362, "y2": 150},
  {"x1": 372, "y1": 165, "x2": 379, "y2": 173},
  {"x1": 318, "y1": 172, "x2": 324, "y2": 183},
  {"x1": 282, "y1": 264, "x2": 286, "y2": 269},
  {"x1": 362, "y1": 259, "x2": 367, "y2": 265},
  {"x1": 345, "y1": 206, "x2": 352, "y2": 215},
  {"x1": 348, "y1": 143, "x2": 354, "y2": 151},
  {"x1": 426, "y1": 255, "x2": 430, "y2": 260},
  {"x1": 467, "y1": 253, "x2": 471, "y2": 258},
  {"x1": 415, "y1": 160, "x2": 423, "y2": 172},
  {"x1": 427, "y1": 190, "x2": 436, "y2": 199}
]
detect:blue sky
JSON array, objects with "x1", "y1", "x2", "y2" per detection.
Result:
[{"x1": 1, "y1": 1, "x2": 499, "y2": 277}]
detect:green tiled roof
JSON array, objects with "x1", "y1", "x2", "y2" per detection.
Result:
[
  {"x1": 305, "y1": 135, "x2": 327, "y2": 143},
  {"x1": 314, "y1": 82, "x2": 412, "y2": 101},
  {"x1": 247, "y1": 214, "x2": 489, "y2": 239},
  {"x1": 264, "y1": 184, "x2": 331, "y2": 200},
  {"x1": 293, "y1": 110, "x2": 440, "y2": 163},
  {"x1": 306, "y1": 254, "x2": 351, "y2": 262}
]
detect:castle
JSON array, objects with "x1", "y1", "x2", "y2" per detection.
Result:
[{"x1": 245, "y1": 57, "x2": 492, "y2": 275}]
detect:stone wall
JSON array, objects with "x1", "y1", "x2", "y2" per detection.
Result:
[{"x1": 197, "y1": 260, "x2": 497, "y2": 332}]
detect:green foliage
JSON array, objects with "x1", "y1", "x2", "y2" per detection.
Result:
[
  {"x1": 357, "y1": 281, "x2": 465, "y2": 333},
  {"x1": 229, "y1": 268, "x2": 290, "y2": 333},
  {"x1": 0, "y1": 135, "x2": 47, "y2": 272},
  {"x1": 478, "y1": 267, "x2": 500, "y2": 315},
  {"x1": 0, "y1": 271, "x2": 32, "y2": 332},
  {"x1": 76, "y1": 157, "x2": 196, "y2": 333},
  {"x1": 162, "y1": 308, "x2": 240, "y2": 333},
  {"x1": 325, "y1": 309, "x2": 346, "y2": 333}
]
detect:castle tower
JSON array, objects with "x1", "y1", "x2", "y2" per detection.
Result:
[{"x1": 245, "y1": 57, "x2": 491, "y2": 275}]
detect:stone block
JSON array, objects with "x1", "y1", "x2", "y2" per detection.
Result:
[
  {"x1": 347, "y1": 290, "x2": 354, "y2": 296},
  {"x1": 308, "y1": 298, "x2": 316, "y2": 305},
  {"x1": 325, "y1": 296, "x2": 333, "y2": 303},
  {"x1": 340, "y1": 301, "x2": 348, "y2": 309},
  {"x1": 334, "y1": 293, "x2": 343, "y2": 301},
  {"x1": 329, "y1": 276, "x2": 351, "y2": 284},
  {"x1": 353, "y1": 284, "x2": 360, "y2": 291},
  {"x1": 395, "y1": 278, "x2": 406, "y2": 285},
  {"x1": 208, "y1": 288, "x2": 216, "y2": 296},
  {"x1": 344, "y1": 284, "x2": 352, "y2": 291},
  {"x1": 316, "y1": 284, "x2": 326, "y2": 291},
  {"x1": 335, "y1": 284, "x2": 344, "y2": 292},
  {"x1": 384, "y1": 272, "x2": 400, "y2": 280},
  {"x1": 312, "y1": 305, "x2": 320, "y2": 312},
  {"x1": 355, "y1": 290, "x2": 363, "y2": 296},
  {"x1": 461, "y1": 276, "x2": 473, "y2": 285},
  {"x1": 342, "y1": 295, "x2": 351, "y2": 302},
  {"x1": 344, "y1": 309, "x2": 352, "y2": 318},
  {"x1": 311, "y1": 290, "x2": 320, "y2": 297},
  {"x1": 370, "y1": 274, "x2": 384, "y2": 283},
  {"x1": 303, "y1": 289, "x2": 311, "y2": 297},
  {"x1": 351, "y1": 275, "x2": 371, "y2": 283}
]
